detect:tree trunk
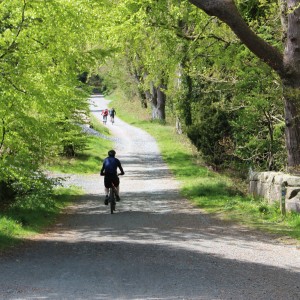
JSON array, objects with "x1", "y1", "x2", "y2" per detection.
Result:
[
  {"x1": 156, "y1": 85, "x2": 166, "y2": 120},
  {"x1": 176, "y1": 116, "x2": 183, "y2": 134},
  {"x1": 283, "y1": 87, "x2": 300, "y2": 173},
  {"x1": 175, "y1": 60, "x2": 192, "y2": 131},
  {"x1": 147, "y1": 82, "x2": 158, "y2": 119},
  {"x1": 282, "y1": 1, "x2": 300, "y2": 173},
  {"x1": 184, "y1": 74, "x2": 193, "y2": 126},
  {"x1": 151, "y1": 101, "x2": 158, "y2": 119},
  {"x1": 138, "y1": 88, "x2": 148, "y2": 108}
]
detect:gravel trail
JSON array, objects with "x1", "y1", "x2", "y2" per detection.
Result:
[{"x1": 1, "y1": 95, "x2": 300, "y2": 299}]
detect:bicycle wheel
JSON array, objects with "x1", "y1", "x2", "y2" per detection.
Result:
[{"x1": 109, "y1": 188, "x2": 115, "y2": 214}]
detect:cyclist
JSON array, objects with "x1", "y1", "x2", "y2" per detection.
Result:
[
  {"x1": 100, "y1": 149, "x2": 125, "y2": 205},
  {"x1": 109, "y1": 108, "x2": 116, "y2": 124},
  {"x1": 101, "y1": 109, "x2": 109, "y2": 125}
]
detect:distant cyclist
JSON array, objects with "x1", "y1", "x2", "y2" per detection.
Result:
[
  {"x1": 101, "y1": 109, "x2": 109, "y2": 125},
  {"x1": 100, "y1": 150, "x2": 125, "y2": 205},
  {"x1": 109, "y1": 108, "x2": 116, "y2": 124}
]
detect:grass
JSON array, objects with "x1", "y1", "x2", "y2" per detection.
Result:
[
  {"x1": 107, "y1": 90, "x2": 300, "y2": 242},
  {"x1": 0, "y1": 186, "x2": 83, "y2": 250},
  {"x1": 47, "y1": 114, "x2": 113, "y2": 174}
]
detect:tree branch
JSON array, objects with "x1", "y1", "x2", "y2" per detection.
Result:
[
  {"x1": 188, "y1": 0, "x2": 284, "y2": 76},
  {"x1": 2, "y1": 74, "x2": 26, "y2": 93},
  {"x1": 0, "y1": 0, "x2": 27, "y2": 60},
  {"x1": 0, "y1": 119, "x2": 6, "y2": 152}
]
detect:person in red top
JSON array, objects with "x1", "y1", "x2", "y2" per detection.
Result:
[{"x1": 101, "y1": 109, "x2": 109, "y2": 124}]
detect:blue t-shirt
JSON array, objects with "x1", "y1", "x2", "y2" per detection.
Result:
[{"x1": 101, "y1": 157, "x2": 122, "y2": 176}]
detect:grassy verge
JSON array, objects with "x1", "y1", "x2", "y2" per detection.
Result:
[
  {"x1": 0, "y1": 186, "x2": 83, "y2": 250},
  {"x1": 107, "y1": 90, "x2": 300, "y2": 242},
  {"x1": 48, "y1": 114, "x2": 113, "y2": 174}
]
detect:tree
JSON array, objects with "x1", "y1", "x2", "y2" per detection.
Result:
[
  {"x1": 98, "y1": 0, "x2": 192, "y2": 121},
  {"x1": 0, "y1": 0, "x2": 107, "y2": 200},
  {"x1": 188, "y1": 0, "x2": 300, "y2": 173}
]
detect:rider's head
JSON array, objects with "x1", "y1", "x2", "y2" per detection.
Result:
[{"x1": 108, "y1": 150, "x2": 116, "y2": 157}]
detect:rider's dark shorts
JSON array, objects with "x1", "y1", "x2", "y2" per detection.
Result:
[{"x1": 104, "y1": 175, "x2": 119, "y2": 188}]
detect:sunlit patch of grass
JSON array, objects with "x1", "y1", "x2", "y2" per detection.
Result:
[
  {"x1": 49, "y1": 136, "x2": 111, "y2": 174},
  {"x1": 0, "y1": 217, "x2": 24, "y2": 248}
]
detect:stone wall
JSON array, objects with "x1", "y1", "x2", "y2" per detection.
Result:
[{"x1": 249, "y1": 171, "x2": 300, "y2": 212}]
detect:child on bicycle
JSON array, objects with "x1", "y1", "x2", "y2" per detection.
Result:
[{"x1": 100, "y1": 149, "x2": 125, "y2": 205}]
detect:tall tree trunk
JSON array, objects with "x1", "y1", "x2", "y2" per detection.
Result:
[
  {"x1": 283, "y1": 87, "x2": 300, "y2": 172},
  {"x1": 156, "y1": 85, "x2": 166, "y2": 120},
  {"x1": 282, "y1": 1, "x2": 300, "y2": 173},
  {"x1": 176, "y1": 116, "x2": 183, "y2": 134},
  {"x1": 175, "y1": 60, "x2": 192, "y2": 132},
  {"x1": 147, "y1": 82, "x2": 158, "y2": 119},
  {"x1": 138, "y1": 87, "x2": 148, "y2": 108},
  {"x1": 184, "y1": 74, "x2": 193, "y2": 126}
]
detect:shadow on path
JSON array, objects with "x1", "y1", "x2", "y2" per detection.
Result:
[{"x1": 1, "y1": 227, "x2": 300, "y2": 299}]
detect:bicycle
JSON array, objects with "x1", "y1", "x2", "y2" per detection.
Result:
[
  {"x1": 110, "y1": 116, "x2": 114, "y2": 125},
  {"x1": 102, "y1": 115, "x2": 107, "y2": 125},
  {"x1": 108, "y1": 183, "x2": 117, "y2": 214}
]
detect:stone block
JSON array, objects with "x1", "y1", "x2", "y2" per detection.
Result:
[
  {"x1": 249, "y1": 181, "x2": 258, "y2": 195},
  {"x1": 268, "y1": 184, "x2": 282, "y2": 203},
  {"x1": 286, "y1": 193, "x2": 300, "y2": 212},
  {"x1": 257, "y1": 182, "x2": 269, "y2": 199},
  {"x1": 261, "y1": 172, "x2": 277, "y2": 183},
  {"x1": 285, "y1": 176, "x2": 300, "y2": 187},
  {"x1": 273, "y1": 174, "x2": 287, "y2": 185},
  {"x1": 249, "y1": 172, "x2": 260, "y2": 181}
]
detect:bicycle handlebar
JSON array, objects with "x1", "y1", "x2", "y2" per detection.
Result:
[{"x1": 100, "y1": 172, "x2": 124, "y2": 176}]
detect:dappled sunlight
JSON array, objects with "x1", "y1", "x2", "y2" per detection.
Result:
[{"x1": 28, "y1": 190, "x2": 300, "y2": 273}]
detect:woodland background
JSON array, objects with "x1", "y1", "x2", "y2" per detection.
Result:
[{"x1": 0, "y1": 0, "x2": 289, "y2": 202}]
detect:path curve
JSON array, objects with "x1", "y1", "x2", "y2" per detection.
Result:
[{"x1": 0, "y1": 95, "x2": 300, "y2": 299}]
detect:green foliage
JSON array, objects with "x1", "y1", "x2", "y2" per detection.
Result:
[
  {"x1": 111, "y1": 93, "x2": 300, "y2": 241},
  {"x1": 185, "y1": 92, "x2": 232, "y2": 166},
  {"x1": 0, "y1": 0, "x2": 287, "y2": 206},
  {"x1": 97, "y1": 0, "x2": 287, "y2": 172},
  {"x1": 230, "y1": 52, "x2": 286, "y2": 171},
  {"x1": 0, "y1": 108, "x2": 111, "y2": 250},
  {"x1": 0, "y1": 0, "x2": 108, "y2": 198},
  {"x1": 166, "y1": 4, "x2": 285, "y2": 171},
  {"x1": 97, "y1": 0, "x2": 199, "y2": 103}
]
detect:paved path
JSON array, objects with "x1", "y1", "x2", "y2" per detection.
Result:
[{"x1": 1, "y1": 95, "x2": 300, "y2": 299}]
